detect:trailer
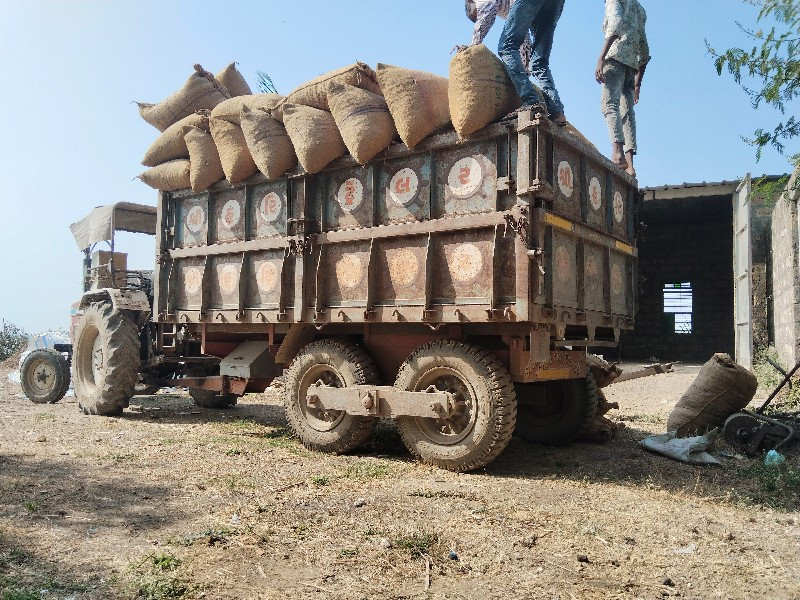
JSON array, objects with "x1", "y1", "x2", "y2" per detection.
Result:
[{"x1": 70, "y1": 108, "x2": 639, "y2": 471}]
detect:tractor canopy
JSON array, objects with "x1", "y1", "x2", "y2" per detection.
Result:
[{"x1": 69, "y1": 202, "x2": 157, "y2": 251}]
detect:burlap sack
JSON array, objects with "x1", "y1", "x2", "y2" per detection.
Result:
[
  {"x1": 216, "y1": 62, "x2": 252, "y2": 97},
  {"x1": 240, "y1": 106, "x2": 297, "y2": 180},
  {"x1": 449, "y1": 44, "x2": 521, "y2": 139},
  {"x1": 137, "y1": 65, "x2": 230, "y2": 132},
  {"x1": 184, "y1": 126, "x2": 224, "y2": 192},
  {"x1": 210, "y1": 94, "x2": 285, "y2": 126},
  {"x1": 376, "y1": 63, "x2": 450, "y2": 150},
  {"x1": 667, "y1": 353, "x2": 758, "y2": 436},
  {"x1": 286, "y1": 62, "x2": 381, "y2": 111},
  {"x1": 209, "y1": 117, "x2": 258, "y2": 184},
  {"x1": 282, "y1": 104, "x2": 347, "y2": 174},
  {"x1": 138, "y1": 159, "x2": 191, "y2": 191},
  {"x1": 328, "y1": 82, "x2": 396, "y2": 165},
  {"x1": 141, "y1": 112, "x2": 209, "y2": 167}
]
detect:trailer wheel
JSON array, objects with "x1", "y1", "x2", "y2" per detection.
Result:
[
  {"x1": 284, "y1": 339, "x2": 379, "y2": 453},
  {"x1": 189, "y1": 388, "x2": 238, "y2": 409},
  {"x1": 394, "y1": 340, "x2": 517, "y2": 472},
  {"x1": 514, "y1": 374, "x2": 598, "y2": 446},
  {"x1": 20, "y1": 349, "x2": 71, "y2": 404},
  {"x1": 73, "y1": 303, "x2": 140, "y2": 416}
]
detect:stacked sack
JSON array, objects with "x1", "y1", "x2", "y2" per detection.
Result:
[{"x1": 137, "y1": 53, "x2": 596, "y2": 193}]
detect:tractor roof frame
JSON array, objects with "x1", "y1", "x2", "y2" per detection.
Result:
[{"x1": 69, "y1": 202, "x2": 157, "y2": 252}]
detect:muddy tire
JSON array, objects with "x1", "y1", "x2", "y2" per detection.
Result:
[
  {"x1": 395, "y1": 340, "x2": 517, "y2": 472},
  {"x1": 73, "y1": 303, "x2": 140, "y2": 416},
  {"x1": 20, "y1": 349, "x2": 71, "y2": 404},
  {"x1": 514, "y1": 374, "x2": 598, "y2": 446},
  {"x1": 189, "y1": 388, "x2": 238, "y2": 409},
  {"x1": 284, "y1": 339, "x2": 379, "y2": 454}
]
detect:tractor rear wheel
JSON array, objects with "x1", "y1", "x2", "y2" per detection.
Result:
[{"x1": 73, "y1": 303, "x2": 140, "y2": 416}]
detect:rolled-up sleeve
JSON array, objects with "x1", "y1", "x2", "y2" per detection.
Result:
[{"x1": 604, "y1": 0, "x2": 625, "y2": 38}]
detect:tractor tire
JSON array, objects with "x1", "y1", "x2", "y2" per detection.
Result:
[
  {"x1": 514, "y1": 374, "x2": 598, "y2": 446},
  {"x1": 73, "y1": 303, "x2": 140, "y2": 416},
  {"x1": 189, "y1": 388, "x2": 238, "y2": 409},
  {"x1": 284, "y1": 339, "x2": 379, "y2": 454},
  {"x1": 20, "y1": 349, "x2": 70, "y2": 404},
  {"x1": 395, "y1": 340, "x2": 517, "y2": 472}
]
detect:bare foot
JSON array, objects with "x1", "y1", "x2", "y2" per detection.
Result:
[{"x1": 626, "y1": 166, "x2": 637, "y2": 177}]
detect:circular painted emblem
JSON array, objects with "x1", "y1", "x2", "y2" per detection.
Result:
[
  {"x1": 613, "y1": 191, "x2": 624, "y2": 223},
  {"x1": 219, "y1": 200, "x2": 241, "y2": 230},
  {"x1": 337, "y1": 178, "x2": 364, "y2": 213},
  {"x1": 389, "y1": 168, "x2": 419, "y2": 206},
  {"x1": 186, "y1": 205, "x2": 206, "y2": 234},
  {"x1": 219, "y1": 264, "x2": 239, "y2": 296},
  {"x1": 335, "y1": 254, "x2": 364, "y2": 289},
  {"x1": 184, "y1": 267, "x2": 202, "y2": 296},
  {"x1": 256, "y1": 261, "x2": 279, "y2": 293},
  {"x1": 589, "y1": 177, "x2": 602, "y2": 211},
  {"x1": 448, "y1": 157, "x2": 483, "y2": 198},
  {"x1": 557, "y1": 161, "x2": 574, "y2": 198},
  {"x1": 555, "y1": 246, "x2": 572, "y2": 282},
  {"x1": 611, "y1": 264, "x2": 624, "y2": 295},
  {"x1": 259, "y1": 192, "x2": 283, "y2": 223},
  {"x1": 388, "y1": 248, "x2": 419, "y2": 287},
  {"x1": 449, "y1": 244, "x2": 483, "y2": 283},
  {"x1": 585, "y1": 254, "x2": 599, "y2": 283}
]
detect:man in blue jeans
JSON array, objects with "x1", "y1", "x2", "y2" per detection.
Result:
[{"x1": 498, "y1": 0, "x2": 567, "y2": 125}]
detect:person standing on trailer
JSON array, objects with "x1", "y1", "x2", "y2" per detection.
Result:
[
  {"x1": 463, "y1": 0, "x2": 533, "y2": 73},
  {"x1": 497, "y1": 0, "x2": 567, "y2": 125},
  {"x1": 595, "y1": 0, "x2": 650, "y2": 177}
]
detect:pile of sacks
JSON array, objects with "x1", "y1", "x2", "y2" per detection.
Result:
[{"x1": 137, "y1": 48, "x2": 590, "y2": 193}]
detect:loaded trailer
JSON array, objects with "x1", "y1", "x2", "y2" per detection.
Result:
[{"x1": 70, "y1": 108, "x2": 639, "y2": 471}]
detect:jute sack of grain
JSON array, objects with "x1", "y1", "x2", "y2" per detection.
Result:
[
  {"x1": 449, "y1": 44, "x2": 521, "y2": 139},
  {"x1": 210, "y1": 94, "x2": 285, "y2": 126},
  {"x1": 286, "y1": 62, "x2": 382, "y2": 111},
  {"x1": 328, "y1": 82, "x2": 396, "y2": 165},
  {"x1": 209, "y1": 117, "x2": 258, "y2": 184},
  {"x1": 240, "y1": 106, "x2": 297, "y2": 180},
  {"x1": 184, "y1": 126, "x2": 224, "y2": 192},
  {"x1": 667, "y1": 353, "x2": 758, "y2": 436},
  {"x1": 216, "y1": 62, "x2": 251, "y2": 97},
  {"x1": 141, "y1": 112, "x2": 209, "y2": 167},
  {"x1": 282, "y1": 104, "x2": 347, "y2": 174},
  {"x1": 376, "y1": 63, "x2": 450, "y2": 150},
  {"x1": 137, "y1": 65, "x2": 230, "y2": 132},
  {"x1": 138, "y1": 159, "x2": 191, "y2": 191}
]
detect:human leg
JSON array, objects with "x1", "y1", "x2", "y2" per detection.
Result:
[
  {"x1": 499, "y1": 0, "x2": 545, "y2": 107},
  {"x1": 600, "y1": 61, "x2": 627, "y2": 168},
  {"x1": 528, "y1": 0, "x2": 566, "y2": 119},
  {"x1": 620, "y1": 67, "x2": 638, "y2": 176}
]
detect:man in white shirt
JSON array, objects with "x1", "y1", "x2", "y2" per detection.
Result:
[{"x1": 465, "y1": 0, "x2": 532, "y2": 72}]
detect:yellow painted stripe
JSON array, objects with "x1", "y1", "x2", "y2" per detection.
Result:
[
  {"x1": 545, "y1": 213, "x2": 574, "y2": 232},
  {"x1": 536, "y1": 369, "x2": 573, "y2": 380},
  {"x1": 614, "y1": 240, "x2": 636, "y2": 255}
]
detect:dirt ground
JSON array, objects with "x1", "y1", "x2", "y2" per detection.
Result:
[{"x1": 1, "y1": 357, "x2": 799, "y2": 600}]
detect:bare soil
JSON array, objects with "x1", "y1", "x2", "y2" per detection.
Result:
[{"x1": 1, "y1": 359, "x2": 798, "y2": 600}]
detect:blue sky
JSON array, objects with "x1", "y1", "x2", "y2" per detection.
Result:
[{"x1": 0, "y1": 0, "x2": 795, "y2": 333}]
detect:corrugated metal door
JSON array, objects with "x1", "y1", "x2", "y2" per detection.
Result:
[{"x1": 734, "y1": 175, "x2": 753, "y2": 368}]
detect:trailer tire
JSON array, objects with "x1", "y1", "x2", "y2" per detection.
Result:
[
  {"x1": 514, "y1": 374, "x2": 598, "y2": 446},
  {"x1": 73, "y1": 303, "x2": 140, "y2": 416},
  {"x1": 395, "y1": 340, "x2": 517, "y2": 472},
  {"x1": 20, "y1": 349, "x2": 71, "y2": 404},
  {"x1": 284, "y1": 339, "x2": 379, "y2": 454},
  {"x1": 190, "y1": 388, "x2": 238, "y2": 409}
]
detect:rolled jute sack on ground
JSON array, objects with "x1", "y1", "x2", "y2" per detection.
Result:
[
  {"x1": 210, "y1": 94, "x2": 285, "y2": 126},
  {"x1": 184, "y1": 126, "x2": 224, "y2": 192},
  {"x1": 285, "y1": 62, "x2": 382, "y2": 111},
  {"x1": 137, "y1": 65, "x2": 230, "y2": 132},
  {"x1": 215, "y1": 62, "x2": 251, "y2": 97},
  {"x1": 138, "y1": 159, "x2": 191, "y2": 191},
  {"x1": 209, "y1": 117, "x2": 258, "y2": 184},
  {"x1": 282, "y1": 103, "x2": 347, "y2": 174},
  {"x1": 328, "y1": 82, "x2": 396, "y2": 165},
  {"x1": 240, "y1": 106, "x2": 297, "y2": 180},
  {"x1": 141, "y1": 112, "x2": 209, "y2": 167},
  {"x1": 376, "y1": 63, "x2": 450, "y2": 150},
  {"x1": 667, "y1": 353, "x2": 758, "y2": 436},
  {"x1": 449, "y1": 44, "x2": 521, "y2": 139}
]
